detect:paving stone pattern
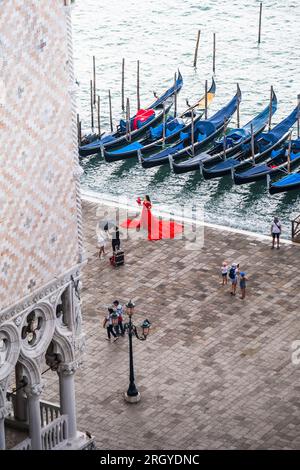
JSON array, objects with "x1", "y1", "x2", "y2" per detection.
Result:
[{"x1": 45, "y1": 200, "x2": 300, "y2": 449}]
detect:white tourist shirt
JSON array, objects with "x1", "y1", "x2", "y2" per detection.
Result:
[{"x1": 271, "y1": 222, "x2": 281, "y2": 234}]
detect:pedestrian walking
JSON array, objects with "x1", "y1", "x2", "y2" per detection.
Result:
[
  {"x1": 239, "y1": 272, "x2": 247, "y2": 299},
  {"x1": 97, "y1": 228, "x2": 108, "y2": 259},
  {"x1": 103, "y1": 308, "x2": 119, "y2": 342},
  {"x1": 271, "y1": 217, "x2": 282, "y2": 249},
  {"x1": 221, "y1": 261, "x2": 228, "y2": 285},
  {"x1": 113, "y1": 300, "x2": 125, "y2": 336},
  {"x1": 229, "y1": 263, "x2": 239, "y2": 296}
]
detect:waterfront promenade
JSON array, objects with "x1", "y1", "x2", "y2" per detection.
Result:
[{"x1": 46, "y1": 198, "x2": 300, "y2": 449}]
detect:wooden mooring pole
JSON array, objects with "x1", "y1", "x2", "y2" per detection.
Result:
[
  {"x1": 213, "y1": 33, "x2": 216, "y2": 74},
  {"x1": 223, "y1": 118, "x2": 228, "y2": 160},
  {"x1": 251, "y1": 123, "x2": 255, "y2": 164},
  {"x1": 126, "y1": 97, "x2": 131, "y2": 142},
  {"x1": 287, "y1": 131, "x2": 292, "y2": 174},
  {"x1": 77, "y1": 113, "x2": 81, "y2": 145},
  {"x1": 205, "y1": 79, "x2": 208, "y2": 119},
  {"x1": 236, "y1": 83, "x2": 240, "y2": 128},
  {"x1": 258, "y1": 2, "x2": 262, "y2": 44},
  {"x1": 108, "y1": 89, "x2": 113, "y2": 132},
  {"x1": 297, "y1": 94, "x2": 300, "y2": 139},
  {"x1": 162, "y1": 103, "x2": 166, "y2": 146},
  {"x1": 97, "y1": 95, "x2": 101, "y2": 137},
  {"x1": 191, "y1": 108, "x2": 195, "y2": 156},
  {"x1": 193, "y1": 30, "x2": 201, "y2": 68},
  {"x1": 137, "y1": 60, "x2": 140, "y2": 110},
  {"x1": 268, "y1": 85, "x2": 273, "y2": 131},
  {"x1": 90, "y1": 79, "x2": 94, "y2": 132},
  {"x1": 174, "y1": 72, "x2": 177, "y2": 118},
  {"x1": 93, "y1": 55, "x2": 96, "y2": 105},
  {"x1": 121, "y1": 58, "x2": 125, "y2": 112}
]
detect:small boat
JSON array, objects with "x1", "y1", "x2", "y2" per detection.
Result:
[
  {"x1": 202, "y1": 106, "x2": 299, "y2": 180},
  {"x1": 172, "y1": 90, "x2": 277, "y2": 174},
  {"x1": 234, "y1": 139, "x2": 300, "y2": 185},
  {"x1": 103, "y1": 78, "x2": 216, "y2": 162},
  {"x1": 79, "y1": 71, "x2": 183, "y2": 157},
  {"x1": 142, "y1": 88, "x2": 241, "y2": 169},
  {"x1": 269, "y1": 167, "x2": 300, "y2": 194}
]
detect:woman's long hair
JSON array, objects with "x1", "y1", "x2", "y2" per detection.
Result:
[{"x1": 145, "y1": 195, "x2": 151, "y2": 203}]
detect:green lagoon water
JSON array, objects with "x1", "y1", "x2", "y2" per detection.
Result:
[{"x1": 72, "y1": 0, "x2": 300, "y2": 237}]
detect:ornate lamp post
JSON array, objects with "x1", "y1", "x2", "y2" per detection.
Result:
[{"x1": 124, "y1": 300, "x2": 151, "y2": 403}]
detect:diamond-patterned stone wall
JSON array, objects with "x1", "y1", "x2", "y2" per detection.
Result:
[{"x1": 0, "y1": 0, "x2": 82, "y2": 311}]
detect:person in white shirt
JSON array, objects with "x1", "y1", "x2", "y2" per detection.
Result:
[
  {"x1": 113, "y1": 300, "x2": 125, "y2": 336},
  {"x1": 271, "y1": 217, "x2": 281, "y2": 249},
  {"x1": 97, "y1": 228, "x2": 108, "y2": 259},
  {"x1": 103, "y1": 308, "x2": 119, "y2": 342},
  {"x1": 221, "y1": 261, "x2": 228, "y2": 285}
]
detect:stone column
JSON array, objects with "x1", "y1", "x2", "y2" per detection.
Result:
[
  {"x1": 0, "y1": 406, "x2": 9, "y2": 450},
  {"x1": 58, "y1": 362, "x2": 78, "y2": 440},
  {"x1": 14, "y1": 363, "x2": 28, "y2": 422},
  {"x1": 26, "y1": 384, "x2": 43, "y2": 450}
]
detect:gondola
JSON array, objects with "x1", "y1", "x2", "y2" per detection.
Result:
[
  {"x1": 141, "y1": 88, "x2": 241, "y2": 169},
  {"x1": 79, "y1": 71, "x2": 183, "y2": 157},
  {"x1": 202, "y1": 106, "x2": 299, "y2": 180},
  {"x1": 233, "y1": 139, "x2": 300, "y2": 185},
  {"x1": 269, "y1": 167, "x2": 300, "y2": 194},
  {"x1": 172, "y1": 90, "x2": 277, "y2": 174},
  {"x1": 103, "y1": 78, "x2": 216, "y2": 162}
]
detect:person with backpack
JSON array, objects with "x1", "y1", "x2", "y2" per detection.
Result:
[
  {"x1": 103, "y1": 308, "x2": 119, "y2": 342},
  {"x1": 113, "y1": 300, "x2": 125, "y2": 336},
  {"x1": 271, "y1": 217, "x2": 282, "y2": 249},
  {"x1": 229, "y1": 263, "x2": 239, "y2": 296}
]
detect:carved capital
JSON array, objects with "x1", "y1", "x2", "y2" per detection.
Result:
[
  {"x1": 0, "y1": 404, "x2": 11, "y2": 420},
  {"x1": 25, "y1": 383, "x2": 44, "y2": 398},
  {"x1": 58, "y1": 361, "x2": 79, "y2": 376}
]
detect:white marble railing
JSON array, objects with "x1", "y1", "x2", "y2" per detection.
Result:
[
  {"x1": 40, "y1": 400, "x2": 60, "y2": 426},
  {"x1": 41, "y1": 415, "x2": 68, "y2": 450},
  {"x1": 7, "y1": 392, "x2": 61, "y2": 428},
  {"x1": 12, "y1": 437, "x2": 32, "y2": 450}
]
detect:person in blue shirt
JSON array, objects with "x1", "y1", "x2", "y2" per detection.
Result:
[{"x1": 239, "y1": 272, "x2": 247, "y2": 299}]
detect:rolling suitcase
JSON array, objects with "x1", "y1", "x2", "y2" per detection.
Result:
[{"x1": 110, "y1": 250, "x2": 124, "y2": 267}]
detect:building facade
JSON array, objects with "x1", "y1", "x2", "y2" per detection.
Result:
[{"x1": 0, "y1": 0, "x2": 93, "y2": 449}]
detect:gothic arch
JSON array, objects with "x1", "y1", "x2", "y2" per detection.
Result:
[
  {"x1": 47, "y1": 332, "x2": 75, "y2": 366},
  {"x1": 20, "y1": 300, "x2": 56, "y2": 360},
  {"x1": 0, "y1": 322, "x2": 21, "y2": 382},
  {"x1": 17, "y1": 354, "x2": 41, "y2": 388}
]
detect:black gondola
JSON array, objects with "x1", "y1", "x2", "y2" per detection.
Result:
[
  {"x1": 172, "y1": 90, "x2": 277, "y2": 175},
  {"x1": 79, "y1": 71, "x2": 183, "y2": 157},
  {"x1": 202, "y1": 106, "x2": 299, "y2": 180},
  {"x1": 141, "y1": 88, "x2": 241, "y2": 169}
]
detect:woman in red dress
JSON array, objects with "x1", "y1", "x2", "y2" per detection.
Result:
[{"x1": 121, "y1": 195, "x2": 184, "y2": 240}]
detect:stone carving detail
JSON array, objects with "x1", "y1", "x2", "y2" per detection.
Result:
[
  {"x1": 59, "y1": 361, "x2": 79, "y2": 376},
  {"x1": 0, "y1": 336, "x2": 8, "y2": 367},
  {"x1": 0, "y1": 405, "x2": 10, "y2": 420},
  {"x1": 74, "y1": 287, "x2": 82, "y2": 336},
  {"x1": 0, "y1": 325, "x2": 21, "y2": 381},
  {"x1": 21, "y1": 310, "x2": 44, "y2": 346},
  {"x1": 25, "y1": 383, "x2": 44, "y2": 397},
  {"x1": 1, "y1": 266, "x2": 82, "y2": 323},
  {"x1": 0, "y1": 1, "x2": 83, "y2": 312}
]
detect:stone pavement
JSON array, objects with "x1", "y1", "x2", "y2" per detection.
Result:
[{"x1": 45, "y1": 199, "x2": 300, "y2": 449}]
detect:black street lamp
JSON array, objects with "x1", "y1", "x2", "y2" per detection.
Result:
[{"x1": 124, "y1": 300, "x2": 151, "y2": 403}]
